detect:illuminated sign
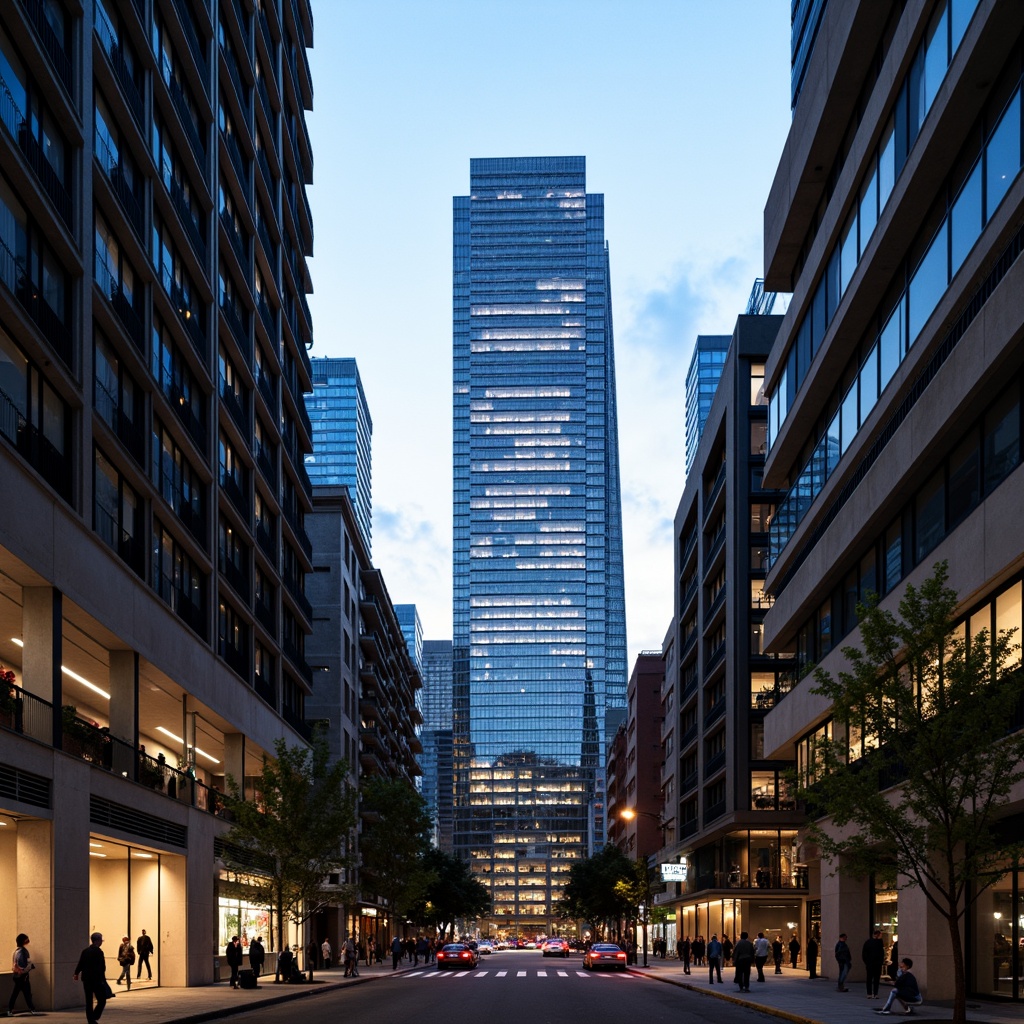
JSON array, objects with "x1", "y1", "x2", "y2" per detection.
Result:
[{"x1": 660, "y1": 862, "x2": 688, "y2": 882}]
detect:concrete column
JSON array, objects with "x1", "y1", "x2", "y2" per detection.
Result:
[
  {"x1": 17, "y1": 820, "x2": 53, "y2": 1009},
  {"x1": 223, "y1": 733, "x2": 245, "y2": 797},
  {"x1": 22, "y1": 587, "x2": 62, "y2": 747},
  {"x1": 108, "y1": 651, "x2": 138, "y2": 748},
  {"x1": 896, "y1": 879, "x2": 957, "y2": 1000},
  {"x1": 819, "y1": 853, "x2": 870, "y2": 984}
]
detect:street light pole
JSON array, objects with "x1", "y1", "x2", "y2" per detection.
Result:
[{"x1": 619, "y1": 807, "x2": 667, "y2": 970}]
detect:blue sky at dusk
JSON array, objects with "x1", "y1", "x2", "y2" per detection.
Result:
[{"x1": 306, "y1": 0, "x2": 792, "y2": 654}]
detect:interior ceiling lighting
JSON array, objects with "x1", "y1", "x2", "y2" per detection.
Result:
[
  {"x1": 10, "y1": 639, "x2": 111, "y2": 699},
  {"x1": 155, "y1": 726, "x2": 221, "y2": 764}
]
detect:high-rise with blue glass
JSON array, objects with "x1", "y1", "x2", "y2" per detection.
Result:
[
  {"x1": 305, "y1": 357, "x2": 373, "y2": 553},
  {"x1": 452, "y1": 156, "x2": 627, "y2": 934}
]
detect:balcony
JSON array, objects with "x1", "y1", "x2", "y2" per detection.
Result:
[
  {"x1": 680, "y1": 722, "x2": 698, "y2": 749},
  {"x1": 219, "y1": 377, "x2": 248, "y2": 434},
  {"x1": 169, "y1": 178, "x2": 206, "y2": 265},
  {"x1": 223, "y1": 127, "x2": 249, "y2": 191},
  {"x1": 703, "y1": 697, "x2": 725, "y2": 729},
  {"x1": 222, "y1": 42, "x2": 250, "y2": 116},
  {"x1": 220, "y1": 295, "x2": 250, "y2": 357},
  {"x1": 255, "y1": 516, "x2": 275, "y2": 561},
  {"x1": 219, "y1": 555, "x2": 250, "y2": 603},
  {"x1": 167, "y1": 279, "x2": 206, "y2": 359},
  {"x1": 162, "y1": 381, "x2": 207, "y2": 456},
  {"x1": 0, "y1": 682, "x2": 54, "y2": 746},
  {"x1": 705, "y1": 640, "x2": 726, "y2": 676},
  {"x1": 705, "y1": 750, "x2": 726, "y2": 777},
  {"x1": 220, "y1": 208, "x2": 247, "y2": 267},
  {"x1": 94, "y1": 5, "x2": 144, "y2": 125},
  {"x1": 703, "y1": 462, "x2": 726, "y2": 517},
  {"x1": 256, "y1": 292, "x2": 275, "y2": 340},
  {"x1": 16, "y1": 123, "x2": 72, "y2": 228},
  {"x1": 281, "y1": 704, "x2": 311, "y2": 741},
  {"x1": 253, "y1": 671, "x2": 275, "y2": 708},
  {"x1": 0, "y1": 386, "x2": 72, "y2": 500},
  {"x1": 255, "y1": 443, "x2": 277, "y2": 489},
  {"x1": 282, "y1": 638, "x2": 312, "y2": 684},
  {"x1": 220, "y1": 637, "x2": 250, "y2": 681},
  {"x1": 255, "y1": 594, "x2": 275, "y2": 634},
  {"x1": 95, "y1": 382, "x2": 145, "y2": 467},
  {"x1": 168, "y1": 76, "x2": 206, "y2": 164},
  {"x1": 703, "y1": 527, "x2": 726, "y2": 576},
  {"x1": 21, "y1": 0, "x2": 72, "y2": 94},
  {"x1": 255, "y1": 365, "x2": 276, "y2": 414},
  {"x1": 283, "y1": 572, "x2": 312, "y2": 622},
  {"x1": 172, "y1": 0, "x2": 209, "y2": 85},
  {"x1": 219, "y1": 469, "x2": 249, "y2": 518},
  {"x1": 154, "y1": 568, "x2": 207, "y2": 640},
  {"x1": 95, "y1": 504, "x2": 145, "y2": 577}
]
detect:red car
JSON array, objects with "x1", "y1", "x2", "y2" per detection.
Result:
[
  {"x1": 583, "y1": 943, "x2": 627, "y2": 971},
  {"x1": 436, "y1": 943, "x2": 480, "y2": 969}
]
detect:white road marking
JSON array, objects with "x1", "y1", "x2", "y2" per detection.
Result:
[
  {"x1": 558, "y1": 971, "x2": 568, "y2": 976},
  {"x1": 537, "y1": 971, "x2": 547, "y2": 977},
  {"x1": 517, "y1": 970, "x2": 527, "y2": 977},
  {"x1": 496, "y1": 971, "x2": 507, "y2": 977}
]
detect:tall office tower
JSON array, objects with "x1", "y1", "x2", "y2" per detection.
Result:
[
  {"x1": 305, "y1": 356, "x2": 373, "y2": 553},
  {"x1": 0, "y1": 0, "x2": 315, "y2": 1005},
  {"x1": 421, "y1": 639, "x2": 454, "y2": 850},
  {"x1": 394, "y1": 603, "x2": 423, "y2": 674},
  {"x1": 452, "y1": 156, "x2": 627, "y2": 934},
  {"x1": 761, "y1": 0, "x2": 1024, "y2": 1000},
  {"x1": 684, "y1": 335, "x2": 730, "y2": 476}
]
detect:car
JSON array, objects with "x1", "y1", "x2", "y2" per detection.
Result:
[
  {"x1": 477, "y1": 940, "x2": 495, "y2": 955},
  {"x1": 583, "y1": 943, "x2": 628, "y2": 971},
  {"x1": 542, "y1": 938, "x2": 569, "y2": 958},
  {"x1": 524, "y1": 941, "x2": 537, "y2": 949},
  {"x1": 436, "y1": 943, "x2": 480, "y2": 969}
]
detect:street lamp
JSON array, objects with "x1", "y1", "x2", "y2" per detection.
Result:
[{"x1": 618, "y1": 808, "x2": 668, "y2": 968}]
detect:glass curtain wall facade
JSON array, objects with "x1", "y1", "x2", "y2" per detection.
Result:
[
  {"x1": 452, "y1": 156, "x2": 627, "y2": 934},
  {"x1": 305, "y1": 356, "x2": 372, "y2": 552},
  {"x1": 684, "y1": 335, "x2": 730, "y2": 477}
]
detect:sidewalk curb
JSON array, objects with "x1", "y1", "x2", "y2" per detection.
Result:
[
  {"x1": 143, "y1": 968, "x2": 405, "y2": 1024},
  {"x1": 630, "y1": 968, "x2": 824, "y2": 1024}
]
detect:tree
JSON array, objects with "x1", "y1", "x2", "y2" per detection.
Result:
[
  {"x1": 358, "y1": 776, "x2": 433, "y2": 934},
  {"x1": 409, "y1": 848, "x2": 491, "y2": 940},
  {"x1": 614, "y1": 856, "x2": 655, "y2": 965},
  {"x1": 221, "y1": 736, "x2": 355, "y2": 979},
  {"x1": 555, "y1": 844, "x2": 633, "y2": 939},
  {"x1": 799, "y1": 562, "x2": 1024, "y2": 1024}
]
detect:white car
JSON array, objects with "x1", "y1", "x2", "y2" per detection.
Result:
[{"x1": 477, "y1": 940, "x2": 495, "y2": 955}]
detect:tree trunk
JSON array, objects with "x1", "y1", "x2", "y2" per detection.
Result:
[{"x1": 948, "y1": 896, "x2": 967, "y2": 1024}]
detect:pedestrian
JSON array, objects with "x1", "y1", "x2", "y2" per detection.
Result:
[
  {"x1": 863, "y1": 929, "x2": 885, "y2": 999},
  {"x1": 834, "y1": 932, "x2": 852, "y2": 991},
  {"x1": 788, "y1": 933, "x2": 800, "y2": 970},
  {"x1": 876, "y1": 957, "x2": 922, "y2": 1015},
  {"x1": 249, "y1": 936, "x2": 265, "y2": 978},
  {"x1": 321, "y1": 937, "x2": 332, "y2": 969},
  {"x1": 367, "y1": 936, "x2": 376, "y2": 965},
  {"x1": 225, "y1": 935, "x2": 243, "y2": 988},
  {"x1": 680, "y1": 935, "x2": 691, "y2": 974},
  {"x1": 73, "y1": 931, "x2": 109, "y2": 1024},
  {"x1": 753, "y1": 931, "x2": 770, "y2": 982},
  {"x1": 806, "y1": 934, "x2": 819, "y2": 979},
  {"x1": 391, "y1": 935, "x2": 403, "y2": 970},
  {"x1": 692, "y1": 935, "x2": 705, "y2": 967},
  {"x1": 344, "y1": 935, "x2": 359, "y2": 977},
  {"x1": 772, "y1": 934, "x2": 784, "y2": 973},
  {"x1": 707, "y1": 933, "x2": 723, "y2": 983},
  {"x1": 722, "y1": 935, "x2": 733, "y2": 965},
  {"x1": 115, "y1": 935, "x2": 135, "y2": 987},
  {"x1": 405, "y1": 936, "x2": 415, "y2": 962},
  {"x1": 732, "y1": 930, "x2": 755, "y2": 992},
  {"x1": 415, "y1": 935, "x2": 429, "y2": 965},
  {"x1": 135, "y1": 928, "x2": 154, "y2": 980},
  {"x1": 8, "y1": 932, "x2": 37, "y2": 1016},
  {"x1": 277, "y1": 944, "x2": 294, "y2": 982}
]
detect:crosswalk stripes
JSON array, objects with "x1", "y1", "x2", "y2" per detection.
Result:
[{"x1": 399, "y1": 968, "x2": 635, "y2": 981}]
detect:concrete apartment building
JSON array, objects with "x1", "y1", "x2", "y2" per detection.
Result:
[
  {"x1": 659, "y1": 315, "x2": 804, "y2": 947},
  {"x1": 306, "y1": 487, "x2": 423, "y2": 950},
  {"x1": 0, "y1": 0, "x2": 317, "y2": 1008},
  {"x1": 761, "y1": 0, "x2": 1024, "y2": 1001}
]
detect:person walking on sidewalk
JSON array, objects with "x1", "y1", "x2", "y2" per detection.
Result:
[
  {"x1": 391, "y1": 935, "x2": 403, "y2": 970},
  {"x1": 772, "y1": 935, "x2": 784, "y2": 973},
  {"x1": 732, "y1": 931, "x2": 755, "y2": 992},
  {"x1": 863, "y1": 929, "x2": 885, "y2": 999},
  {"x1": 114, "y1": 936, "x2": 135, "y2": 987},
  {"x1": 707, "y1": 934, "x2": 723, "y2": 983},
  {"x1": 8, "y1": 933, "x2": 38, "y2": 1017},
  {"x1": 753, "y1": 931, "x2": 770, "y2": 982},
  {"x1": 225, "y1": 935, "x2": 243, "y2": 988},
  {"x1": 788, "y1": 933, "x2": 800, "y2": 969},
  {"x1": 679, "y1": 935, "x2": 691, "y2": 974},
  {"x1": 73, "y1": 932, "x2": 108, "y2": 1024},
  {"x1": 249, "y1": 936, "x2": 265, "y2": 978},
  {"x1": 135, "y1": 929, "x2": 154, "y2": 980},
  {"x1": 806, "y1": 934, "x2": 818, "y2": 978},
  {"x1": 834, "y1": 932, "x2": 852, "y2": 991}
]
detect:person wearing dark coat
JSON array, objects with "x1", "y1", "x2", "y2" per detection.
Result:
[
  {"x1": 789, "y1": 934, "x2": 801, "y2": 969},
  {"x1": 723, "y1": 936, "x2": 733, "y2": 965},
  {"x1": 806, "y1": 935, "x2": 819, "y2": 979},
  {"x1": 136, "y1": 929, "x2": 155, "y2": 980},
  {"x1": 249, "y1": 936, "x2": 266, "y2": 978},
  {"x1": 862, "y1": 929, "x2": 885, "y2": 998},
  {"x1": 74, "y1": 932, "x2": 108, "y2": 1024},
  {"x1": 680, "y1": 936, "x2": 691, "y2": 974},
  {"x1": 772, "y1": 935, "x2": 784, "y2": 973},
  {"x1": 732, "y1": 931, "x2": 755, "y2": 992},
  {"x1": 225, "y1": 935, "x2": 243, "y2": 988}
]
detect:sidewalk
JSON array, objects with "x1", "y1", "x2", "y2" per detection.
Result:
[
  {"x1": 15, "y1": 958, "x2": 413, "y2": 1024},
  {"x1": 633, "y1": 958, "x2": 1024, "y2": 1024}
]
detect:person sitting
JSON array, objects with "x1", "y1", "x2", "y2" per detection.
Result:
[{"x1": 877, "y1": 957, "x2": 923, "y2": 1015}]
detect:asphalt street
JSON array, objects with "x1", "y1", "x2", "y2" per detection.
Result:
[{"x1": 234, "y1": 951, "x2": 770, "y2": 1024}]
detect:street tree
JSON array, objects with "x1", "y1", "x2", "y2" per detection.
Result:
[
  {"x1": 800, "y1": 562, "x2": 1024, "y2": 1024},
  {"x1": 358, "y1": 776, "x2": 433, "y2": 934},
  {"x1": 221, "y1": 736, "x2": 355, "y2": 978},
  {"x1": 410, "y1": 848, "x2": 491, "y2": 940},
  {"x1": 614, "y1": 856, "x2": 655, "y2": 963},
  {"x1": 555, "y1": 843, "x2": 633, "y2": 939}
]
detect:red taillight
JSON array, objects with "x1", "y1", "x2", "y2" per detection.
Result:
[{"x1": 616, "y1": 953, "x2": 626, "y2": 960}]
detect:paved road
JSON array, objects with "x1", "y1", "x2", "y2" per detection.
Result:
[{"x1": 236, "y1": 951, "x2": 768, "y2": 1024}]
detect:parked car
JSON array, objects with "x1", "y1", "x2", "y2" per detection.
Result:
[
  {"x1": 436, "y1": 943, "x2": 480, "y2": 969},
  {"x1": 583, "y1": 943, "x2": 627, "y2": 971},
  {"x1": 542, "y1": 938, "x2": 569, "y2": 958}
]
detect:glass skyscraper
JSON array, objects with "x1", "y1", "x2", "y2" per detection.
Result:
[
  {"x1": 452, "y1": 156, "x2": 627, "y2": 933},
  {"x1": 305, "y1": 357, "x2": 373, "y2": 552},
  {"x1": 684, "y1": 334, "x2": 730, "y2": 476}
]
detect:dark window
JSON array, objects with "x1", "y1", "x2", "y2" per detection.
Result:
[
  {"x1": 914, "y1": 468, "x2": 945, "y2": 563},
  {"x1": 983, "y1": 384, "x2": 1020, "y2": 496},
  {"x1": 947, "y1": 429, "x2": 980, "y2": 528}
]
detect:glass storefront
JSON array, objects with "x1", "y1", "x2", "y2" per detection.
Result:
[{"x1": 973, "y1": 862, "x2": 1020, "y2": 999}]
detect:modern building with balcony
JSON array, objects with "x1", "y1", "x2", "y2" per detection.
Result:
[
  {"x1": 659, "y1": 313, "x2": 804, "y2": 947},
  {"x1": 761, "y1": 0, "x2": 1024, "y2": 1000},
  {"x1": 0, "y1": 0, "x2": 316, "y2": 1007},
  {"x1": 420, "y1": 639, "x2": 454, "y2": 851},
  {"x1": 305, "y1": 485, "x2": 423, "y2": 947},
  {"x1": 684, "y1": 334, "x2": 729, "y2": 478}
]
